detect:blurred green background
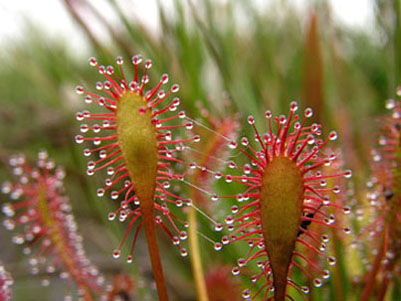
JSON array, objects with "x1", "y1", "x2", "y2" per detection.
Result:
[{"x1": 0, "y1": 0, "x2": 400, "y2": 300}]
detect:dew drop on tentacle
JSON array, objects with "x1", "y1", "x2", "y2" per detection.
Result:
[
  {"x1": 229, "y1": 141, "x2": 237, "y2": 149},
  {"x1": 214, "y1": 242, "x2": 223, "y2": 251},
  {"x1": 214, "y1": 224, "x2": 223, "y2": 232},
  {"x1": 328, "y1": 256, "x2": 337, "y2": 266},
  {"x1": 211, "y1": 194, "x2": 219, "y2": 202},
  {"x1": 329, "y1": 131, "x2": 338, "y2": 141},
  {"x1": 108, "y1": 213, "x2": 116, "y2": 221},
  {"x1": 344, "y1": 169, "x2": 353, "y2": 178},
  {"x1": 97, "y1": 189, "x2": 105, "y2": 197},
  {"x1": 247, "y1": 116, "x2": 255, "y2": 125},
  {"x1": 231, "y1": 267, "x2": 240, "y2": 276},
  {"x1": 313, "y1": 278, "x2": 322, "y2": 288},
  {"x1": 343, "y1": 206, "x2": 351, "y2": 215},
  {"x1": 75, "y1": 86, "x2": 84, "y2": 95},
  {"x1": 75, "y1": 135, "x2": 84, "y2": 144},
  {"x1": 343, "y1": 227, "x2": 352, "y2": 235},
  {"x1": 322, "y1": 269, "x2": 330, "y2": 279},
  {"x1": 305, "y1": 107, "x2": 313, "y2": 118},
  {"x1": 89, "y1": 57, "x2": 97, "y2": 66},
  {"x1": 113, "y1": 249, "x2": 121, "y2": 259},
  {"x1": 242, "y1": 289, "x2": 251, "y2": 299},
  {"x1": 180, "y1": 248, "x2": 188, "y2": 257}
]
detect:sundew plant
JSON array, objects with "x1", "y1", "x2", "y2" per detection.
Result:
[{"x1": 1, "y1": 0, "x2": 401, "y2": 300}]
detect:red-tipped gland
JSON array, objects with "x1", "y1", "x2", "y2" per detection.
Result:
[{"x1": 217, "y1": 102, "x2": 350, "y2": 300}]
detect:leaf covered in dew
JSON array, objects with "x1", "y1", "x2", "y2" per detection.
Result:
[
  {"x1": 75, "y1": 55, "x2": 201, "y2": 299},
  {"x1": 214, "y1": 102, "x2": 351, "y2": 300},
  {"x1": 1, "y1": 152, "x2": 105, "y2": 300},
  {"x1": 360, "y1": 94, "x2": 401, "y2": 300}
]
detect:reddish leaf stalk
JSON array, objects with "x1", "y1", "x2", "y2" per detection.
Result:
[
  {"x1": 361, "y1": 230, "x2": 387, "y2": 300},
  {"x1": 143, "y1": 210, "x2": 168, "y2": 300}
]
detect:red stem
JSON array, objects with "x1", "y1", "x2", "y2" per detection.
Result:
[
  {"x1": 142, "y1": 206, "x2": 169, "y2": 301},
  {"x1": 361, "y1": 228, "x2": 388, "y2": 301},
  {"x1": 377, "y1": 270, "x2": 391, "y2": 300}
]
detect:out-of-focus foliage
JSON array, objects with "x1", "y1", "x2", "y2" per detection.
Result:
[{"x1": 0, "y1": 0, "x2": 399, "y2": 300}]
